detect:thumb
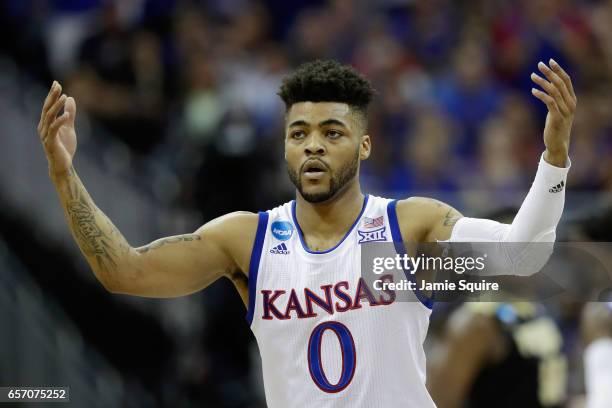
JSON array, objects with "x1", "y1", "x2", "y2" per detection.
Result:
[{"x1": 65, "y1": 96, "x2": 77, "y2": 126}]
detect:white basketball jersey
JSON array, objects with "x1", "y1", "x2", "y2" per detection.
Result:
[{"x1": 246, "y1": 195, "x2": 436, "y2": 407}]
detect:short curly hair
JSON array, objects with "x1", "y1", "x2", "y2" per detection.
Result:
[{"x1": 278, "y1": 60, "x2": 375, "y2": 125}]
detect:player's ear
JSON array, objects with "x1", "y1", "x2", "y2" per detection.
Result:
[{"x1": 359, "y1": 134, "x2": 371, "y2": 160}]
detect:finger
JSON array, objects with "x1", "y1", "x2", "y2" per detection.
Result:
[
  {"x1": 39, "y1": 87, "x2": 64, "y2": 137},
  {"x1": 542, "y1": 60, "x2": 575, "y2": 113},
  {"x1": 549, "y1": 58, "x2": 577, "y2": 106},
  {"x1": 45, "y1": 112, "x2": 70, "y2": 145},
  {"x1": 42, "y1": 81, "x2": 61, "y2": 114},
  {"x1": 530, "y1": 72, "x2": 570, "y2": 115},
  {"x1": 41, "y1": 94, "x2": 67, "y2": 139},
  {"x1": 537, "y1": 61, "x2": 572, "y2": 114},
  {"x1": 38, "y1": 82, "x2": 60, "y2": 133},
  {"x1": 39, "y1": 81, "x2": 62, "y2": 130},
  {"x1": 531, "y1": 88, "x2": 560, "y2": 113},
  {"x1": 64, "y1": 96, "x2": 77, "y2": 126}
]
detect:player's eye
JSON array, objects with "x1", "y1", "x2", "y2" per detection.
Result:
[
  {"x1": 291, "y1": 130, "x2": 306, "y2": 139},
  {"x1": 326, "y1": 130, "x2": 343, "y2": 139}
]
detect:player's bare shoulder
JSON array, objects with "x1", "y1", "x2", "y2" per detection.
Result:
[
  {"x1": 192, "y1": 211, "x2": 260, "y2": 304},
  {"x1": 196, "y1": 211, "x2": 260, "y2": 278},
  {"x1": 395, "y1": 197, "x2": 463, "y2": 242}
]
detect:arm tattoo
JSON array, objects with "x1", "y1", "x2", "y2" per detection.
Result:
[
  {"x1": 443, "y1": 208, "x2": 461, "y2": 227},
  {"x1": 64, "y1": 167, "x2": 127, "y2": 275},
  {"x1": 135, "y1": 235, "x2": 201, "y2": 253}
]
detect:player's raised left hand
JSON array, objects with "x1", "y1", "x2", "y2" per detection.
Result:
[{"x1": 530, "y1": 59, "x2": 577, "y2": 167}]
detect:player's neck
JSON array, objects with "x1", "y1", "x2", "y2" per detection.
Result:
[{"x1": 295, "y1": 183, "x2": 365, "y2": 237}]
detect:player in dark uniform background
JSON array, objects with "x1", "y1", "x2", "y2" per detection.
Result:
[{"x1": 428, "y1": 302, "x2": 566, "y2": 408}]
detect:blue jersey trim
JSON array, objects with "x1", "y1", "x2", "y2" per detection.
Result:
[
  {"x1": 386, "y1": 200, "x2": 434, "y2": 310},
  {"x1": 246, "y1": 211, "x2": 269, "y2": 325},
  {"x1": 291, "y1": 194, "x2": 369, "y2": 254}
]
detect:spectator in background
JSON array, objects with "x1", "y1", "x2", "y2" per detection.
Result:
[
  {"x1": 388, "y1": 108, "x2": 459, "y2": 192},
  {"x1": 435, "y1": 37, "x2": 503, "y2": 159},
  {"x1": 70, "y1": 3, "x2": 167, "y2": 153},
  {"x1": 581, "y1": 303, "x2": 612, "y2": 408}
]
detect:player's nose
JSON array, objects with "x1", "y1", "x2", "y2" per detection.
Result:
[{"x1": 304, "y1": 132, "x2": 326, "y2": 156}]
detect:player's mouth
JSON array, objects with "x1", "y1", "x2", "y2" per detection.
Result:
[{"x1": 302, "y1": 159, "x2": 329, "y2": 181}]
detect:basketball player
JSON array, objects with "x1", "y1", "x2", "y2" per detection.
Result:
[
  {"x1": 581, "y1": 303, "x2": 612, "y2": 408},
  {"x1": 573, "y1": 210, "x2": 612, "y2": 408},
  {"x1": 428, "y1": 302, "x2": 567, "y2": 408},
  {"x1": 37, "y1": 60, "x2": 576, "y2": 407}
]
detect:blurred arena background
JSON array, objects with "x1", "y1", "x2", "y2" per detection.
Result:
[{"x1": 0, "y1": 0, "x2": 611, "y2": 407}]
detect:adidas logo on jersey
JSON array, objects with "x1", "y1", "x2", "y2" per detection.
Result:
[
  {"x1": 270, "y1": 243, "x2": 290, "y2": 255},
  {"x1": 549, "y1": 180, "x2": 565, "y2": 193}
]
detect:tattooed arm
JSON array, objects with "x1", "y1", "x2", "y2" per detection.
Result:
[
  {"x1": 40, "y1": 82, "x2": 259, "y2": 299},
  {"x1": 50, "y1": 166, "x2": 130, "y2": 289},
  {"x1": 395, "y1": 197, "x2": 463, "y2": 243},
  {"x1": 50, "y1": 168, "x2": 258, "y2": 297}
]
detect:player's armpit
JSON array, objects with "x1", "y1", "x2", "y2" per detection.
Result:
[
  {"x1": 395, "y1": 197, "x2": 463, "y2": 243},
  {"x1": 110, "y1": 211, "x2": 259, "y2": 298}
]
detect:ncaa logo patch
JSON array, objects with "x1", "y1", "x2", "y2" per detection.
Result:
[
  {"x1": 358, "y1": 226, "x2": 387, "y2": 244},
  {"x1": 271, "y1": 220, "x2": 294, "y2": 241}
]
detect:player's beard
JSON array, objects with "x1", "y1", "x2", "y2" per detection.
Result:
[{"x1": 287, "y1": 148, "x2": 360, "y2": 204}]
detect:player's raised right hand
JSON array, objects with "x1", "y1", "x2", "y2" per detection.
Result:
[{"x1": 37, "y1": 81, "x2": 77, "y2": 179}]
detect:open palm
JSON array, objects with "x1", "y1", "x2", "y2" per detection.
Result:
[
  {"x1": 37, "y1": 81, "x2": 78, "y2": 177},
  {"x1": 530, "y1": 59, "x2": 576, "y2": 166}
]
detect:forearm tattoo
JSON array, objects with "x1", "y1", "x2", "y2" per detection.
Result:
[
  {"x1": 135, "y1": 235, "x2": 201, "y2": 253},
  {"x1": 64, "y1": 167, "x2": 126, "y2": 274}
]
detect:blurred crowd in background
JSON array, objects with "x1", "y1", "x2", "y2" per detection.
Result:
[
  {"x1": 4, "y1": 0, "x2": 612, "y2": 211},
  {"x1": 0, "y1": 0, "x2": 611, "y2": 407}
]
